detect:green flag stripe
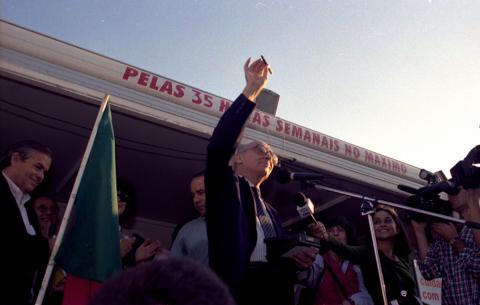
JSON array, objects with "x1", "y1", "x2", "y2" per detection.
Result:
[{"x1": 56, "y1": 104, "x2": 121, "y2": 281}]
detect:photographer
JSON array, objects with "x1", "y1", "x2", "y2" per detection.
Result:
[{"x1": 412, "y1": 185, "x2": 480, "y2": 304}]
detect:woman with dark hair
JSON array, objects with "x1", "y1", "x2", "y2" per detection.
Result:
[
  {"x1": 309, "y1": 206, "x2": 422, "y2": 305},
  {"x1": 305, "y1": 216, "x2": 373, "y2": 305},
  {"x1": 117, "y1": 178, "x2": 161, "y2": 267}
]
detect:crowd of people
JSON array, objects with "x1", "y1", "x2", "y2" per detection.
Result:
[{"x1": 1, "y1": 57, "x2": 480, "y2": 305}]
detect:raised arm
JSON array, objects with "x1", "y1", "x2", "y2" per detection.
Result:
[
  {"x1": 205, "y1": 57, "x2": 271, "y2": 288},
  {"x1": 411, "y1": 219, "x2": 429, "y2": 260},
  {"x1": 308, "y1": 222, "x2": 369, "y2": 264},
  {"x1": 206, "y1": 57, "x2": 269, "y2": 184},
  {"x1": 308, "y1": 222, "x2": 330, "y2": 242},
  {"x1": 430, "y1": 222, "x2": 466, "y2": 257},
  {"x1": 242, "y1": 58, "x2": 269, "y2": 101}
]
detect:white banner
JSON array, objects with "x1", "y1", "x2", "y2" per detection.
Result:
[
  {"x1": 0, "y1": 19, "x2": 425, "y2": 183},
  {"x1": 414, "y1": 259, "x2": 442, "y2": 305}
]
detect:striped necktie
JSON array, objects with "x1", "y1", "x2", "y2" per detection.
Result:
[{"x1": 251, "y1": 186, "x2": 276, "y2": 238}]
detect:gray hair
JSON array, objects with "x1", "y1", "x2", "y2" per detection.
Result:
[
  {"x1": 232, "y1": 144, "x2": 248, "y2": 172},
  {"x1": 192, "y1": 168, "x2": 206, "y2": 179},
  {"x1": 0, "y1": 140, "x2": 52, "y2": 170}
]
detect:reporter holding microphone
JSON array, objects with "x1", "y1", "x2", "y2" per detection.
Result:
[
  {"x1": 303, "y1": 216, "x2": 373, "y2": 305},
  {"x1": 308, "y1": 205, "x2": 422, "y2": 305}
]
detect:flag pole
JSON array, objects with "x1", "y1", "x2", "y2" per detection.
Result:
[{"x1": 35, "y1": 94, "x2": 111, "y2": 305}]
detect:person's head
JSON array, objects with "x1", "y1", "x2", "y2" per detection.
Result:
[
  {"x1": 0, "y1": 140, "x2": 52, "y2": 194},
  {"x1": 448, "y1": 185, "x2": 469, "y2": 214},
  {"x1": 233, "y1": 141, "x2": 277, "y2": 184},
  {"x1": 373, "y1": 205, "x2": 410, "y2": 258},
  {"x1": 32, "y1": 196, "x2": 59, "y2": 237},
  {"x1": 88, "y1": 257, "x2": 236, "y2": 305},
  {"x1": 191, "y1": 169, "x2": 206, "y2": 216},
  {"x1": 117, "y1": 178, "x2": 137, "y2": 223},
  {"x1": 32, "y1": 196, "x2": 59, "y2": 225},
  {"x1": 324, "y1": 216, "x2": 356, "y2": 246}
]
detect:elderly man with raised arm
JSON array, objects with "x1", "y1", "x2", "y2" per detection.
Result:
[{"x1": 205, "y1": 58, "x2": 317, "y2": 305}]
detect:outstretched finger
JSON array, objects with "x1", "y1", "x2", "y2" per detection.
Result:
[
  {"x1": 250, "y1": 58, "x2": 266, "y2": 72},
  {"x1": 141, "y1": 238, "x2": 151, "y2": 246},
  {"x1": 261, "y1": 61, "x2": 270, "y2": 76},
  {"x1": 244, "y1": 57, "x2": 252, "y2": 72},
  {"x1": 150, "y1": 241, "x2": 162, "y2": 251}
]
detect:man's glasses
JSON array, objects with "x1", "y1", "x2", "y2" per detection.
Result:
[
  {"x1": 35, "y1": 205, "x2": 59, "y2": 214},
  {"x1": 118, "y1": 193, "x2": 131, "y2": 203},
  {"x1": 240, "y1": 144, "x2": 278, "y2": 165}
]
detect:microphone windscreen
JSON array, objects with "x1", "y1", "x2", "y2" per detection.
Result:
[
  {"x1": 397, "y1": 184, "x2": 417, "y2": 194},
  {"x1": 276, "y1": 169, "x2": 292, "y2": 184},
  {"x1": 294, "y1": 192, "x2": 307, "y2": 207}
]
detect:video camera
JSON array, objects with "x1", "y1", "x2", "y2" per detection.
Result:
[
  {"x1": 398, "y1": 145, "x2": 480, "y2": 223},
  {"x1": 398, "y1": 169, "x2": 453, "y2": 223},
  {"x1": 450, "y1": 145, "x2": 480, "y2": 190}
]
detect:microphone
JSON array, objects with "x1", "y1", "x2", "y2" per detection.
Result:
[
  {"x1": 397, "y1": 184, "x2": 417, "y2": 195},
  {"x1": 416, "y1": 180, "x2": 459, "y2": 197},
  {"x1": 294, "y1": 192, "x2": 317, "y2": 225},
  {"x1": 398, "y1": 181, "x2": 459, "y2": 197},
  {"x1": 276, "y1": 169, "x2": 324, "y2": 184}
]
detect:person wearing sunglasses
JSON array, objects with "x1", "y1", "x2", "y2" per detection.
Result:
[
  {"x1": 117, "y1": 178, "x2": 161, "y2": 267},
  {"x1": 205, "y1": 58, "x2": 318, "y2": 305}
]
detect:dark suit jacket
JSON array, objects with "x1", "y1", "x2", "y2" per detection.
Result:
[
  {"x1": 205, "y1": 94, "x2": 285, "y2": 288},
  {"x1": 0, "y1": 173, "x2": 49, "y2": 304}
]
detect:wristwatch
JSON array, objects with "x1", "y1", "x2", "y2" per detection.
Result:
[{"x1": 450, "y1": 236, "x2": 461, "y2": 245}]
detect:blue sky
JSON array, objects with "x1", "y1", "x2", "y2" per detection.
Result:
[{"x1": 1, "y1": 0, "x2": 479, "y2": 177}]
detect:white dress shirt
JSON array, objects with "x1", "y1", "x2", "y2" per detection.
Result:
[
  {"x1": 2, "y1": 171, "x2": 36, "y2": 235},
  {"x1": 240, "y1": 176, "x2": 275, "y2": 262}
]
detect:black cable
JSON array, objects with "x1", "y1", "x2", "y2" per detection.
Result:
[{"x1": 1, "y1": 98, "x2": 207, "y2": 161}]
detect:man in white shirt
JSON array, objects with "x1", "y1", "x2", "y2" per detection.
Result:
[
  {"x1": 0, "y1": 140, "x2": 53, "y2": 304},
  {"x1": 170, "y1": 169, "x2": 209, "y2": 264}
]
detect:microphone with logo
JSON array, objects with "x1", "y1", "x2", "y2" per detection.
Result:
[
  {"x1": 294, "y1": 192, "x2": 317, "y2": 225},
  {"x1": 264, "y1": 192, "x2": 324, "y2": 258}
]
